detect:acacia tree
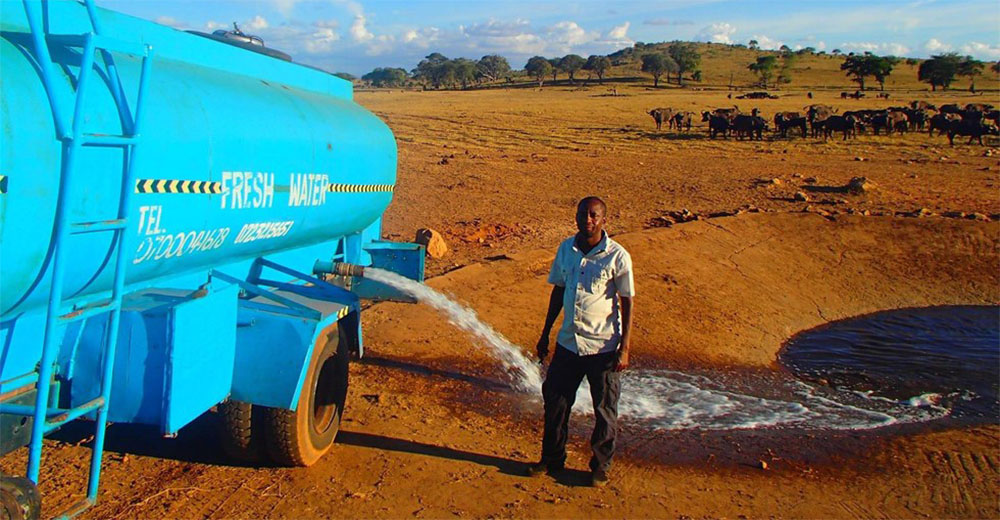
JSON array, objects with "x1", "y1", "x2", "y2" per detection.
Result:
[
  {"x1": 525, "y1": 56, "x2": 553, "y2": 87},
  {"x1": 452, "y1": 58, "x2": 477, "y2": 89},
  {"x1": 362, "y1": 67, "x2": 407, "y2": 87},
  {"x1": 957, "y1": 55, "x2": 984, "y2": 91},
  {"x1": 641, "y1": 53, "x2": 677, "y2": 87},
  {"x1": 918, "y1": 53, "x2": 961, "y2": 91},
  {"x1": 476, "y1": 54, "x2": 511, "y2": 83},
  {"x1": 559, "y1": 54, "x2": 586, "y2": 83},
  {"x1": 547, "y1": 57, "x2": 560, "y2": 82},
  {"x1": 748, "y1": 39, "x2": 759, "y2": 50},
  {"x1": 748, "y1": 55, "x2": 777, "y2": 88},
  {"x1": 840, "y1": 53, "x2": 895, "y2": 91},
  {"x1": 584, "y1": 55, "x2": 612, "y2": 83},
  {"x1": 667, "y1": 42, "x2": 700, "y2": 85}
]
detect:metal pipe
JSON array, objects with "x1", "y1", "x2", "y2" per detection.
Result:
[{"x1": 313, "y1": 261, "x2": 365, "y2": 278}]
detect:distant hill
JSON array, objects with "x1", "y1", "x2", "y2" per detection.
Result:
[{"x1": 593, "y1": 41, "x2": 998, "y2": 92}]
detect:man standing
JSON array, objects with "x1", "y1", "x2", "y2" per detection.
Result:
[{"x1": 527, "y1": 196, "x2": 634, "y2": 487}]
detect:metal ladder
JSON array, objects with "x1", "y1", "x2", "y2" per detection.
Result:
[{"x1": 8, "y1": 0, "x2": 154, "y2": 514}]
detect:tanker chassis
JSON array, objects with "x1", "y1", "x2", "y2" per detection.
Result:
[{"x1": 0, "y1": 1, "x2": 423, "y2": 516}]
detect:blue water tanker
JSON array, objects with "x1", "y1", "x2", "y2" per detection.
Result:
[{"x1": 0, "y1": 0, "x2": 423, "y2": 515}]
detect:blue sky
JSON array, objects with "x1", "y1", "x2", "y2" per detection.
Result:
[{"x1": 102, "y1": 0, "x2": 1000, "y2": 76}]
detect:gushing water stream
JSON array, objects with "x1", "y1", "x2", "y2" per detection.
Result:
[{"x1": 365, "y1": 268, "x2": 951, "y2": 431}]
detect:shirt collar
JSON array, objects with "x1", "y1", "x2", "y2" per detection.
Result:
[{"x1": 573, "y1": 231, "x2": 609, "y2": 256}]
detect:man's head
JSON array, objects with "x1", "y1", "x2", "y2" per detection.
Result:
[{"x1": 576, "y1": 196, "x2": 607, "y2": 239}]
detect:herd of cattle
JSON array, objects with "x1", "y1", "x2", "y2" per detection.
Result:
[{"x1": 647, "y1": 102, "x2": 1000, "y2": 145}]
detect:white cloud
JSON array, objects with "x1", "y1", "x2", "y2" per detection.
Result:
[
  {"x1": 544, "y1": 21, "x2": 600, "y2": 52},
  {"x1": 350, "y1": 14, "x2": 374, "y2": 42},
  {"x1": 960, "y1": 41, "x2": 1000, "y2": 60},
  {"x1": 205, "y1": 20, "x2": 226, "y2": 31},
  {"x1": 923, "y1": 38, "x2": 951, "y2": 53},
  {"x1": 607, "y1": 22, "x2": 629, "y2": 41},
  {"x1": 695, "y1": 22, "x2": 736, "y2": 45},
  {"x1": 305, "y1": 28, "x2": 341, "y2": 54},
  {"x1": 750, "y1": 34, "x2": 783, "y2": 50},
  {"x1": 268, "y1": 0, "x2": 299, "y2": 17},
  {"x1": 840, "y1": 41, "x2": 911, "y2": 56},
  {"x1": 155, "y1": 16, "x2": 185, "y2": 29},
  {"x1": 247, "y1": 15, "x2": 269, "y2": 31},
  {"x1": 314, "y1": 19, "x2": 339, "y2": 29},
  {"x1": 459, "y1": 19, "x2": 545, "y2": 54}
]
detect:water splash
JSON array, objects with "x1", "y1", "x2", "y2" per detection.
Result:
[
  {"x1": 365, "y1": 268, "x2": 543, "y2": 391},
  {"x1": 365, "y1": 268, "x2": 951, "y2": 431}
]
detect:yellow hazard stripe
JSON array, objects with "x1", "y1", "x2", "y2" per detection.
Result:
[
  {"x1": 0, "y1": 175, "x2": 7, "y2": 194},
  {"x1": 327, "y1": 183, "x2": 395, "y2": 193},
  {"x1": 336, "y1": 306, "x2": 351, "y2": 320},
  {"x1": 134, "y1": 179, "x2": 223, "y2": 194}
]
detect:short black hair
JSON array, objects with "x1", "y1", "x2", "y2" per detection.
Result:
[{"x1": 578, "y1": 196, "x2": 607, "y2": 215}]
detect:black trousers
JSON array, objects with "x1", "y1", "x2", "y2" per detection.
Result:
[{"x1": 540, "y1": 345, "x2": 621, "y2": 472}]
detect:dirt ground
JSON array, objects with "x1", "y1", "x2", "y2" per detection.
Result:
[{"x1": 4, "y1": 86, "x2": 1000, "y2": 518}]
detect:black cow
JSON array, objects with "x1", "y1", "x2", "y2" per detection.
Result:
[
  {"x1": 775, "y1": 112, "x2": 807, "y2": 138},
  {"x1": 822, "y1": 115, "x2": 857, "y2": 141},
  {"x1": 946, "y1": 120, "x2": 1000, "y2": 146},
  {"x1": 672, "y1": 111, "x2": 693, "y2": 132},
  {"x1": 928, "y1": 113, "x2": 962, "y2": 137},
  {"x1": 702, "y1": 111, "x2": 731, "y2": 139},
  {"x1": 732, "y1": 114, "x2": 767, "y2": 140}
]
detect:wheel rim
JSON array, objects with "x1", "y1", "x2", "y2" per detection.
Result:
[{"x1": 311, "y1": 355, "x2": 339, "y2": 436}]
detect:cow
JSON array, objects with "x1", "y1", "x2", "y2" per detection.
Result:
[
  {"x1": 648, "y1": 107, "x2": 677, "y2": 131},
  {"x1": 965, "y1": 103, "x2": 995, "y2": 113},
  {"x1": 984, "y1": 110, "x2": 1000, "y2": 127},
  {"x1": 702, "y1": 111, "x2": 731, "y2": 139},
  {"x1": 774, "y1": 112, "x2": 807, "y2": 138},
  {"x1": 869, "y1": 111, "x2": 890, "y2": 135},
  {"x1": 928, "y1": 113, "x2": 962, "y2": 137},
  {"x1": 887, "y1": 111, "x2": 909, "y2": 134},
  {"x1": 876, "y1": 92, "x2": 890, "y2": 99},
  {"x1": 672, "y1": 111, "x2": 694, "y2": 132},
  {"x1": 910, "y1": 100, "x2": 936, "y2": 111},
  {"x1": 938, "y1": 103, "x2": 963, "y2": 115},
  {"x1": 945, "y1": 119, "x2": 1000, "y2": 146},
  {"x1": 905, "y1": 109, "x2": 929, "y2": 131},
  {"x1": 822, "y1": 115, "x2": 857, "y2": 141},
  {"x1": 712, "y1": 106, "x2": 741, "y2": 121},
  {"x1": 806, "y1": 104, "x2": 836, "y2": 137},
  {"x1": 731, "y1": 114, "x2": 767, "y2": 140}
]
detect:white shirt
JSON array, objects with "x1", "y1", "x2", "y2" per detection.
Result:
[{"x1": 547, "y1": 231, "x2": 635, "y2": 356}]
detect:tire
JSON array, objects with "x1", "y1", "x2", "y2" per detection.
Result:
[
  {"x1": 265, "y1": 322, "x2": 349, "y2": 466},
  {"x1": 218, "y1": 400, "x2": 267, "y2": 463},
  {"x1": 0, "y1": 475, "x2": 40, "y2": 520}
]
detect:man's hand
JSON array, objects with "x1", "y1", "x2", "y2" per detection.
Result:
[
  {"x1": 615, "y1": 349, "x2": 629, "y2": 372},
  {"x1": 536, "y1": 334, "x2": 550, "y2": 362}
]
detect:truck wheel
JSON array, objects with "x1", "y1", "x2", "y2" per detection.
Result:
[
  {"x1": 0, "y1": 475, "x2": 41, "y2": 520},
  {"x1": 265, "y1": 323, "x2": 349, "y2": 466},
  {"x1": 218, "y1": 400, "x2": 266, "y2": 463}
]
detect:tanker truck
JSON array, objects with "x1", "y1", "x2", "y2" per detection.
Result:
[{"x1": 0, "y1": 0, "x2": 424, "y2": 515}]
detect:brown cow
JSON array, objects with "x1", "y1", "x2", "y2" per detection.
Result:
[
  {"x1": 672, "y1": 111, "x2": 694, "y2": 132},
  {"x1": 648, "y1": 107, "x2": 677, "y2": 130}
]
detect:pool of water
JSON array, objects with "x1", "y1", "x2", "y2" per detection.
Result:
[{"x1": 780, "y1": 305, "x2": 1000, "y2": 422}]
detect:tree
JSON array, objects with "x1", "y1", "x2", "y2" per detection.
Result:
[
  {"x1": 778, "y1": 53, "x2": 796, "y2": 85},
  {"x1": 747, "y1": 55, "x2": 777, "y2": 88},
  {"x1": 840, "y1": 54, "x2": 895, "y2": 91},
  {"x1": 667, "y1": 42, "x2": 700, "y2": 85},
  {"x1": 412, "y1": 52, "x2": 451, "y2": 88},
  {"x1": 831, "y1": 48, "x2": 842, "y2": 55},
  {"x1": 547, "y1": 58, "x2": 560, "y2": 82},
  {"x1": 918, "y1": 53, "x2": 961, "y2": 91},
  {"x1": 452, "y1": 58, "x2": 478, "y2": 89},
  {"x1": 476, "y1": 54, "x2": 511, "y2": 83},
  {"x1": 583, "y1": 55, "x2": 612, "y2": 83},
  {"x1": 779, "y1": 44, "x2": 791, "y2": 55},
  {"x1": 796, "y1": 47, "x2": 816, "y2": 55},
  {"x1": 361, "y1": 67, "x2": 407, "y2": 87},
  {"x1": 558, "y1": 54, "x2": 586, "y2": 83},
  {"x1": 748, "y1": 39, "x2": 759, "y2": 50},
  {"x1": 992, "y1": 61, "x2": 1000, "y2": 74},
  {"x1": 525, "y1": 56, "x2": 553, "y2": 87},
  {"x1": 957, "y1": 55, "x2": 984, "y2": 91},
  {"x1": 333, "y1": 72, "x2": 356, "y2": 81},
  {"x1": 641, "y1": 53, "x2": 677, "y2": 87}
]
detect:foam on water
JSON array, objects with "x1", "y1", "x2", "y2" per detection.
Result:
[{"x1": 365, "y1": 268, "x2": 951, "y2": 431}]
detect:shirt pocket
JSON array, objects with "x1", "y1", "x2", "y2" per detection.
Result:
[{"x1": 587, "y1": 265, "x2": 614, "y2": 294}]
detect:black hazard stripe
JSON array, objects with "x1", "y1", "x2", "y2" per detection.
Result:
[
  {"x1": 327, "y1": 183, "x2": 395, "y2": 193},
  {"x1": 0, "y1": 175, "x2": 7, "y2": 194},
  {"x1": 135, "y1": 179, "x2": 223, "y2": 194}
]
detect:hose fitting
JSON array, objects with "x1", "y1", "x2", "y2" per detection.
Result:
[{"x1": 313, "y1": 260, "x2": 365, "y2": 278}]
